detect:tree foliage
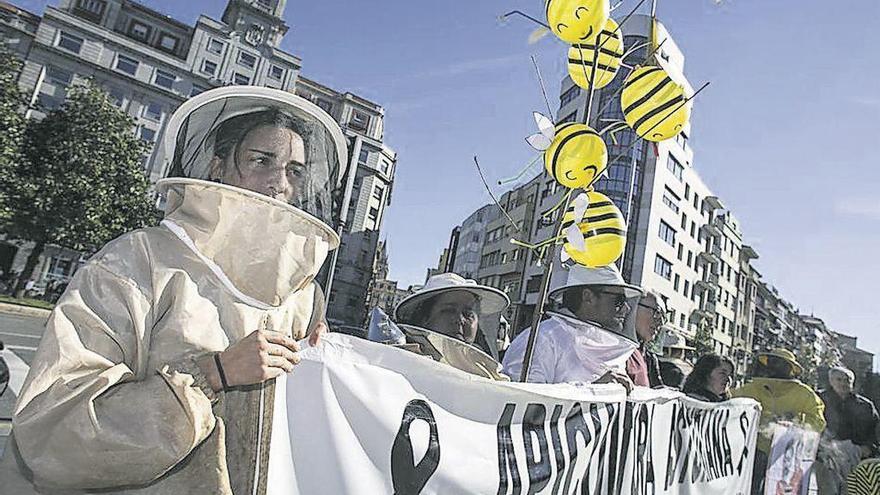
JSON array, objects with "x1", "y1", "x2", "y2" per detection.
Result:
[
  {"x1": 1, "y1": 80, "x2": 160, "y2": 291},
  {"x1": 692, "y1": 319, "x2": 716, "y2": 357},
  {"x1": 0, "y1": 46, "x2": 28, "y2": 221}
]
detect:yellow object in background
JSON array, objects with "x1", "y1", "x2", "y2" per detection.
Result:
[
  {"x1": 546, "y1": 0, "x2": 610, "y2": 44},
  {"x1": 561, "y1": 191, "x2": 626, "y2": 267},
  {"x1": 568, "y1": 18, "x2": 624, "y2": 90},
  {"x1": 544, "y1": 123, "x2": 607, "y2": 190},
  {"x1": 620, "y1": 66, "x2": 691, "y2": 142}
]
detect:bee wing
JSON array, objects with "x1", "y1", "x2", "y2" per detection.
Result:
[
  {"x1": 526, "y1": 133, "x2": 552, "y2": 151},
  {"x1": 560, "y1": 248, "x2": 571, "y2": 263},
  {"x1": 565, "y1": 224, "x2": 586, "y2": 252},
  {"x1": 534, "y1": 112, "x2": 556, "y2": 140},
  {"x1": 572, "y1": 192, "x2": 590, "y2": 220},
  {"x1": 528, "y1": 27, "x2": 551, "y2": 45}
]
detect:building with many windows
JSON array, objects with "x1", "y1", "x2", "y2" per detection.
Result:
[{"x1": 0, "y1": 0, "x2": 398, "y2": 326}]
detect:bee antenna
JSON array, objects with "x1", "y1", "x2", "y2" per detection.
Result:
[{"x1": 531, "y1": 55, "x2": 554, "y2": 121}]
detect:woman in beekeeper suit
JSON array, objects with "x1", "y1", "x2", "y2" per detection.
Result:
[{"x1": 0, "y1": 87, "x2": 345, "y2": 494}]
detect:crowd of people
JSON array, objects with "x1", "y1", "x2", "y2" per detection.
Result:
[
  {"x1": 398, "y1": 266, "x2": 879, "y2": 494},
  {"x1": 0, "y1": 86, "x2": 876, "y2": 494}
]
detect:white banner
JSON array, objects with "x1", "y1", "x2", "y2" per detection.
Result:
[{"x1": 267, "y1": 334, "x2": 761, "y2": 495}]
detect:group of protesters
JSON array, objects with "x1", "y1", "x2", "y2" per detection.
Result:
[
  {"x1": 0, "y1": 86, "x2": 876, "y2": 494},
  {"x1": 394, "y1": 263, "x2": 880, "y2": 495}
]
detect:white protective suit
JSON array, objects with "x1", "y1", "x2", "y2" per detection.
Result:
[{"x1": 0, "y1": 87, "x2": 345, "y2": 495}]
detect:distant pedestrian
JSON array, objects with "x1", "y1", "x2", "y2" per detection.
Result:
[
  {"x1": 820, "y1": 366, "x2": 879, "y2": 458},
  {"x1": 657, "y1": 332, "x2": 694, "y2": 389},
  {"x1": 682, "y1": 353, "x2": 734, "y2": 402}
]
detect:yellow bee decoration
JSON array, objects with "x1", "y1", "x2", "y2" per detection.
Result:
[
  {"x1": 568, "y1": 18, "x2": 624, "y2": 90},
  {"x1": 510, "y1": 191, "x2": 626, "y2": 268},
  {"x1": 546, "y1": 0, "x2": 610, "y2": 44},
  {"x1": 561, "y1": 191, "x2": 626, "y2": 267},
  {"x1": 620, "y1": 66, "x2": 691, "y2": 142},
  {"x1": 526, "y1": 112, "x2": 607, "y2": 190}
]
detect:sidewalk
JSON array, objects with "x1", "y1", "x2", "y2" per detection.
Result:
[{"x1": 0, "y1": 302, "x2": 51, "y2": 319}]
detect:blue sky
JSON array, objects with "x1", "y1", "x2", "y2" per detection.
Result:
[{"x1": 13, "y1": 0, "x2": 880, "y2": 363}]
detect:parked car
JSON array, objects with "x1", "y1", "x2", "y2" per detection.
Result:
[{"x1": 0, "y1": 340, "x2": 8, "y2": 398}]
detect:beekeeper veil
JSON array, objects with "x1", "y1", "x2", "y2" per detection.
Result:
[{"x1": 154, "y1": 87, "x2": 347, "y2": 307}]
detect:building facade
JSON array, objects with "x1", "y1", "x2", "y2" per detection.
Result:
[
  {"x1": 450, "y1": 204, "x2": 497, "y2": 280},
  {"x1": 1, "y1": 0, "x2": 398, "y2": 326}
]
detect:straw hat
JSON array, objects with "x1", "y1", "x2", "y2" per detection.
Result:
[{"x1": 394, "y1": 273, "x2": 509, "y2": 323}]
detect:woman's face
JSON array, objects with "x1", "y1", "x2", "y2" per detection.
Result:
[
  {"x1": 708, "y1": 362, "x2": 734, "y2": 396},
  {"x1": 211, "y1": 125, "x2": 306, "y2": 203},
  {"x1": 423, "y1": 291, "x2": 480, "y2": 344}
]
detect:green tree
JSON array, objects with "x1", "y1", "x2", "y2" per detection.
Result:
[
  {"x1": 0, "y1": 45, "x2": 28, "y2": 221},
  {"x1": 4, "y1": 81, "x2": 160, "y2": 296},
  {"x1": 693, "y1": 319, "x2": 715, "y2": 356}
]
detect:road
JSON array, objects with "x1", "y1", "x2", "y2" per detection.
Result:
[{"x1": 0, "y1": 311, "x2": 49, "y2": 456}]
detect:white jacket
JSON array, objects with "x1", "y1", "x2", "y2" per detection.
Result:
[
  {"x1": 502, "y1": 311, "x2": 637, "y2": 384},
  {"x1": 0, "y1": 180, "x2": 336, "y2": 494}
]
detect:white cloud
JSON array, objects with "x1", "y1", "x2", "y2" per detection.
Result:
[
  {"x1": 851, "y1": 96, "x2": 880, "y2": 108},
  {"x1": 835, "y1": 197, "x2": 880, "y2": 219}
]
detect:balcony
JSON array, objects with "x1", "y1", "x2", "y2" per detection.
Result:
[
  {"x1": 703, "y1": 300, "x2": 717, "y2": 313},
  {"x1": 690, "y1": 308, "x2": 713, "y2": 322},
  {"x1": 706, "y1": 272, "x2": 720, "y2": 287},
  {"x1": 701, "y1": 222, "x2": 721, "y2": 238},
  {"x1": 697, "y1": 250, "x2": 719, "y2": 267},
  {"x1": 704, "y1": 196, "x2": 725, "y2": 211}
]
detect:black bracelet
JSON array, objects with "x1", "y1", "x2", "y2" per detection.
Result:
[{"x1": 213, "y1": 353, "x2": 230, "y2": 391}]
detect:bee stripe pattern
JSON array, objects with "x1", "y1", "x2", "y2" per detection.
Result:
[
  {"x1": 621, "y1": 66, "x2": 690, "y2": 142},
  {"x1": 846, "y1": 459, "x2": 880, "y2": 495},
  {"x1": 567, "y1": 18, "x2": 623, "y2": 90},
  {"x1": 560, "y1": 191, "x2": 626, "y2": 267},
  {"x1": 551, "y1": 128, "x2": 600, "y2": 183}
]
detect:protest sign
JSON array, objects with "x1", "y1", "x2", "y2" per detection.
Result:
[
  {"x1": 267, "y1": 334, "x2": 760, "y2": 495},
  {"x1": 764, "y1": 424, "x2": 820, "y2": 495}
]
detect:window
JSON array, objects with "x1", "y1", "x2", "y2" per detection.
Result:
[
  {"x1": 560, "y1": 85, "x2": 580, "y2": 107},
  {"x1": 654, "y1": 255, "x2": 672, "y2": 280},
  {"x1": 74, "y1": 0, "x2": 106, "y2": 23},
  {"x1": 690, "y1": 221, "x2": 696, "y2": 239},
  {"x1": 368, "y1": 206, "x2": 379, "y2": 220},
  {"x1": 687, "y1": 250, "x2": 693, "y2": 268},
  {"x1": 128, "y1": 20, "x2": 151, "y2": 42},
  {"x1": 45, "y1": 66, "x2": 73, "y2": 86},
  {"x1": 358, "y1": 148, "x2": 369, "y2": 164},
  {"x1": 675, "y1": 131, "x2": 688, "y2": 150},
  {"x1": 158, "y1": 33, "x2": 178, "y2": 53},
  {"x1": 153, "y1": 69, "x2": 175, "y2": 89},
  {"x1": 315, "y1": 98, "x2": 332, "y2": 113},
  {"x1": 372, "y1": 186, "x2": 384, "y2": 202},
  {"x1": 680, "y1": 212, "x2": 687, "y2": 230},
  {"x1": 269, "y1": 64, "x2": 284, "y2": 80},
  {"x1": 106, "y1": 86, "x2": 125, "y2": 107},
  {"x1": 47, "y1": 257, "x2": 72, "y2": 277},
  {"x1": 238, "y1": 51, "x2": 257, "y2": 68},
  {"x1": 684, "y1": 280, "x2": 690, "y2": 297},
  {"x1": 57, "y1": 31, "x2": 84, "y2": 54},
  {"x1": 500, "y1": 252, "x2": 508, "y2": 264},
  {"x1": 693, "y1": 193, "x2": 700, "y2": 209},
  {"x1": 667, "y1": 155, "x2": 683, "y2": 181},
  {"x1": 142, "y1": 101, "x2": 162, "y2": 121},
  {"x1": 190, "y1": 84, "x2": 207, "y2": 97},
  {"x1": 684, "y1": 183, "x2": 691, "y2": 200},
  {"x1": 201, "y1": 59, "x2": 217, "y2": 76},
  {"x1": 677, "y1": 244, "x2": 683, "y2": 261},
  {"x1": 207, "y1": 38, "x2": 225, "y2": 54},
  {"x1": 115, "y1": 54, "x2": 139, "y2": 75},
  {"x1": 350, "y1": 111, "x2": 370, "y2": 130},
  {"x1": 139, "y1": 126, "x2": 156, "y2": 142},
  {"x1": 558, "y1": 111, "x2": 577, "y2": 124},
  {"x1": 233, "y1": 73, "x2": 250, "y2": 85},
  {"x1": 674, "y1": 274, "x2": 680, "y2": 291},
  {"x1": 658, "y1": 220, "x2": 676, "y2": 246},
  {"x1": 662, "y1": 188, "x2": 679, "y2": 213}
]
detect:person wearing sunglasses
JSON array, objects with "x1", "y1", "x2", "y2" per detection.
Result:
[
  {"x1": 626, "y1": 289, "x2": 667, "y2": 387},
  {"x1": 503, "y1": 264, "x2": 643, "y2": 389}
]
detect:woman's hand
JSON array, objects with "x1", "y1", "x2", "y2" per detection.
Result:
[{"x1": 198, "y1": 330, "x2": 301, "y2": 392}]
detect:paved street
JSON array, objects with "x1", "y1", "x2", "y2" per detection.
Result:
[{"x1": 0, "y1": 310, "x2": 49, "y2": 456}]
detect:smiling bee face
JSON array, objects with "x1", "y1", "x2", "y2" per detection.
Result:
[
  {"x1": 620, "y1": 66, "x2": 691, "y2": 142},
  {"x1": 544, "y1": 123, "x2": 607, "y2": 190},
  {"x1": 546, "y1": 0, "x2": 610, "y2": 44},
  {"x1": 561, "y1": 191, "x2": 626, "y2": 267}
]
